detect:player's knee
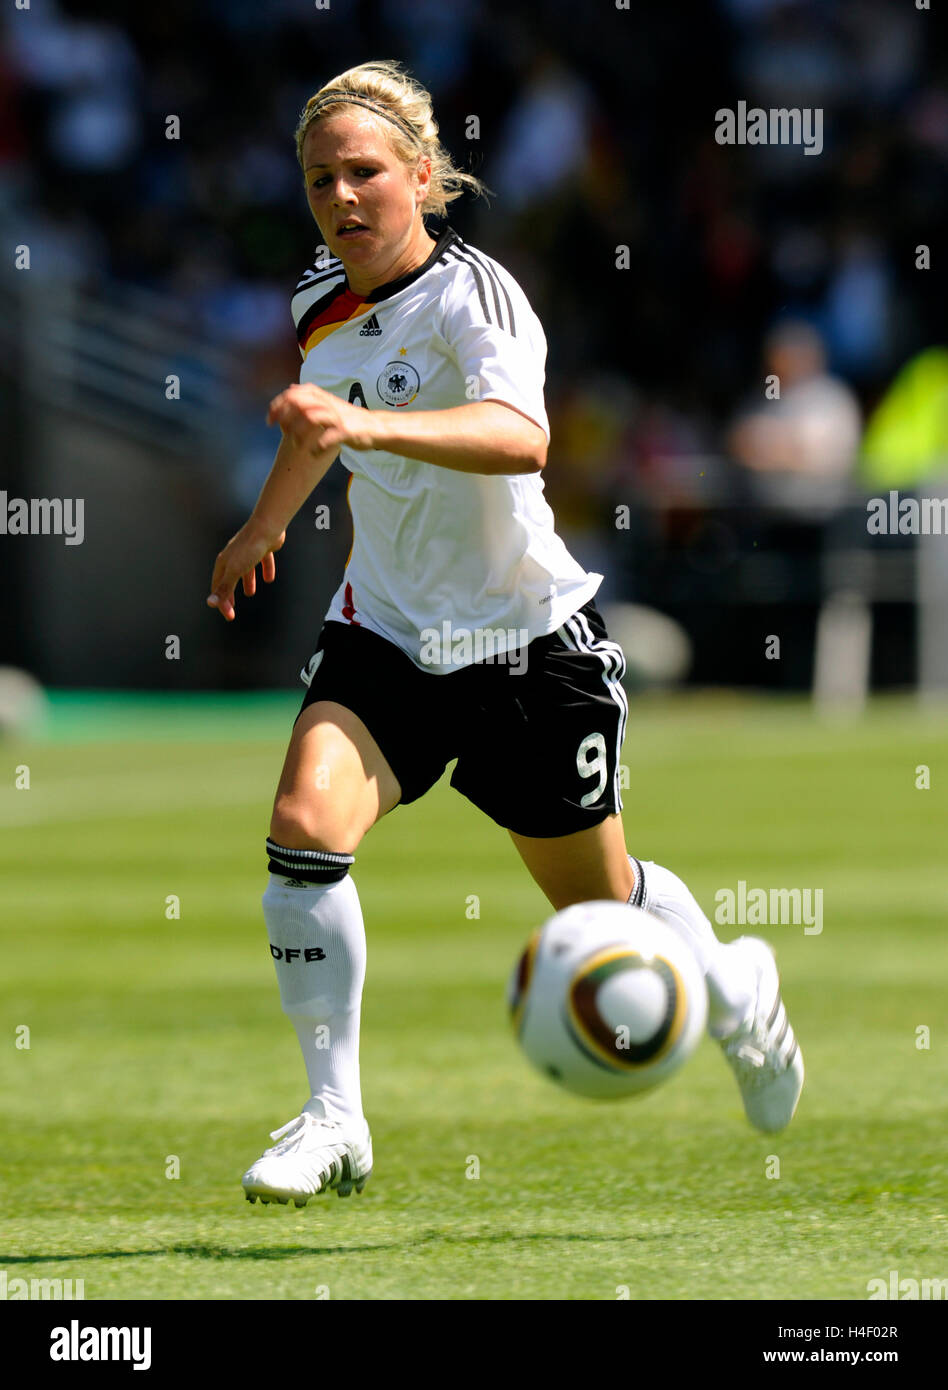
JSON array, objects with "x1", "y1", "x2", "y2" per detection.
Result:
[{"x1": 269, "y1": 793, "x2": 361, "y2": 855}]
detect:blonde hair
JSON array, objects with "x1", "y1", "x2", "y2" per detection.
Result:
[{"x1": 295, "y1": 59, "x2": 487, "y2": 218}]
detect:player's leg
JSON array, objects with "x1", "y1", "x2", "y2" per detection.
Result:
[
  {"x1": 244, "y1": 619, "x2": 452, "y2": 1202},
  {"x1": 508, "y1": 813, "x2": 633, "y2": 909},
  {"x1": 481, "y1": 602, "x2": 751, "y2": 1036},
  {"x1": 634, "y1": 853, "x2": 804, "y2": 1131},
  {"x1": 270, "y1": 697, "x2": 401, "y2": 851},
  {"x1": 489, "y1": 600, "x2": 802, "y2": 1130},
  {"x1": 244, "y1": 699, "x2": 400, "y2": 1205},
  {"x1": 266, "y1": 698, "x2": 400, "y2": 1128},
  {"x1": 510, "y1": 814, "x2": 755, "y2": 1038},
  {"x1": 511, "y1": 816, "x2": 804, "y2": 1131}
]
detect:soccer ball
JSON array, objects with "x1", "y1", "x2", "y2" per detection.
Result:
[{"x1": 507, "y1": 901, "x2": 708, "y2": 1100}]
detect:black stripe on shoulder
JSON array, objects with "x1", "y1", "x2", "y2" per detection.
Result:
[
  {"x1": 457, "y1": 242, "x2": 517, "y2": 338},
  {"x1": 453, "y1": 245, "x2": 503, "y2": 331},
  {"x1": 446, "y1": 246, "x2": 494, "y2": 328}
]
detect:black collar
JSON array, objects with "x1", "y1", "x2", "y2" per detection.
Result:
[{"x1": 360, "y1": 223, "x2": 459, "y2": 303}]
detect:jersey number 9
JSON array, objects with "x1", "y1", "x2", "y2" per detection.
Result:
[{"x1": 577, "y1": 732, "x2": 608, "y2": 808}]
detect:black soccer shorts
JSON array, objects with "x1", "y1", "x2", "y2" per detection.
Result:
[{"x1": 295, "y1": 599, "x2": 628, "y2": 838}]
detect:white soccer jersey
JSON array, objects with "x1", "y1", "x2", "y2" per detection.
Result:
[{"x1": 290, "y1": 223, "x2": 601, "y2": 674}]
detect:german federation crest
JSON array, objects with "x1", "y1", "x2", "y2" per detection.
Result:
[{"x1": 377, "y1": 361, "x2": 420, "y2": 407}]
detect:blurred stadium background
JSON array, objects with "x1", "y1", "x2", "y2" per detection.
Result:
[
  {"x1": 1, "y1": 0, "x2": 947, "y2": 709},
  {"x1": 2, "y1": 0, "x2": 948, "y2": 1308}
]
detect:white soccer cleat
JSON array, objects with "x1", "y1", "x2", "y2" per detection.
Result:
[
  {"x1": 719, "y1": 937, "x2": 804, "y2": 1133},
  {"x1": 242, "y1": 1110, "x2": 373, "y2": 1207}
]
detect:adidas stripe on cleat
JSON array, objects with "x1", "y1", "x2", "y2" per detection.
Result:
[{"x1": 241, "y1": 1111, "x2": 372, "y2": 1206}]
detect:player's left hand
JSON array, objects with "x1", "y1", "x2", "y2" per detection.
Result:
[
  {"x1": 206, "y1": 522, "x2": 286, "y2": 622},
  {"x1": 267, "y1": 383, "x2": 376, "y2": 454}
]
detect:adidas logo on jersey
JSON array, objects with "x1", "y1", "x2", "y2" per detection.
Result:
[{"x1": 359, "y1": 313, "x2": 382, "y2": 337}]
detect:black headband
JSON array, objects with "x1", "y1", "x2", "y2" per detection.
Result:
[{"x1": 305, "y1": 91, "x2": 422, "y2": 146}]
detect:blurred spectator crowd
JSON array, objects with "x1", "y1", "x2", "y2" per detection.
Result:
[{"x1": 2, "y1": 0, "x2": 946, "y2": 685}]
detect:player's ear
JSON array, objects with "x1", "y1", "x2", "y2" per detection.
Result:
[{"x1": 413, "y1": 154, "x2": 432, "y2": 208}]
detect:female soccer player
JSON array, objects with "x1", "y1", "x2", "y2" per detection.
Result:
[{"x1": 207, "y1": 61, "x2": 803, "y2": 1206}]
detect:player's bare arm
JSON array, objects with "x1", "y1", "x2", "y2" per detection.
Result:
[
  {"x1": 267, "y1": 381, "x2": 547, "y2": 474},
  {"x1": 206, "y1": 430, "x2": 337, "y2": 621}
]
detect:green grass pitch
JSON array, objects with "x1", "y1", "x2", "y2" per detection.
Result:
[{"x1": 1, "y1": 692, "x2": 946, "y2": 1301}]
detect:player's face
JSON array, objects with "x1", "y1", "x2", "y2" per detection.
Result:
[{"x1": 302, "y1": 113, "x2": 431, "y2": 292}]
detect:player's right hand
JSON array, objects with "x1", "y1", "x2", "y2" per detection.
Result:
[{"x1": 207, "y1": 524, "x2": 286, "y2": 621}]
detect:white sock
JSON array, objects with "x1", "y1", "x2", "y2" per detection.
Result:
[
  {"x1": 262, "y1": 872, "x2": 367, "y2": 1129},
  {"x1": 629, "y1": 856, "x2": 756, "y2": 1037}
]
